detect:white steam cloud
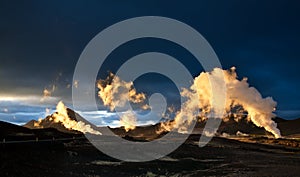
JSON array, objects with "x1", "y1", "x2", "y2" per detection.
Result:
[
  {"x1": 161, "y1": 67, "x2": 281, "y2": 138},
  {"x1": 97, "y1": 67, "x2": 281, "y2": 138},
  {"x1": 40, "y1": 85, "x2": 56, "y2": 102},
  {"x1": 97, "y1": 73, "x2": 149, "y2": 131},
  {"x1": 35, "y1": 101, "x2": 101, "y2": 135}
]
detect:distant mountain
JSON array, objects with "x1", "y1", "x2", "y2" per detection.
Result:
[
  {"x1": 23, "y1": 108, "x2": 165, "y2": 140},
  {"x1": 218, "y1": 117, "x2": 267, "y2": 136},
  {"x1": 109, "y1": 123, "x2": 167, "y2": 141},
  {"x1": 19, "y1": 107, "x2": 300, "y2": 140},
  {"x1": 194, "y1": 116, "x2": 300, "y2": 137},
  {"x1": 0, "y1": 120, "x2": 34, "y2": 138},
  {"x1": 0, "y1": 120, "x2": 81, "y2": 141},
  {"x1": 276, "y1": 117, "x2": 300, "y2": 136},
  {"x1": 24, "y1": 108, "x2": 85, "y2": 134}
]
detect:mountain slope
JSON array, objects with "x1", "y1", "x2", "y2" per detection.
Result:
[
  {"x1": 276, "y1": 118, "x2": 300, "y2": 136},
  {"x1": 22, "y1": 106, "x2": 300, "y2": 139},
  {"x1": 0, "y1": 120, "x2": 34, "y2": 138},
  {"x1": 24, "y1": 108, "x2": 86, "y2": 134}
]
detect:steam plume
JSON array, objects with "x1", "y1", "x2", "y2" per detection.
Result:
[
  {"x1": 97, "y1": 68, "x2": 281, "y2": 138},
  {"x1": 97, "y1": 73, "x2": 148, "y2": 111},
  {"x1": 97, "y1": 73, "x2": 148, "y2": 131},
  {"x1": 35, "y1": 101, "x2": 101, "y2": 135},
  {"x1": 119, "y1": 112, "x2": 137, "y2": 132},
  {"x1": 40, "y1": 85, "x2": 56, "y2": 102},
  {"x1": 54, "y1": 101, "x2": 101, "y2": 135},
  {"x1": 161, "y1": 67, "x2": 281, "y2": 138},
  {"x1": 73, "y1": 80, "x2": 79, "y2": 88}
]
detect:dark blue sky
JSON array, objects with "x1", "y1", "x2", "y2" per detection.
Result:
[{"x1": 0, "y1": 0, "x2": 300, "y2": 120}]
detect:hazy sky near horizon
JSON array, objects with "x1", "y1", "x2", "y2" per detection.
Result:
[{"x1": 0, "y1": 0, "x2": 300, "y2": 123}]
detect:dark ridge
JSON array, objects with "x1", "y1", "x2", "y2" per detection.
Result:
[
  {"x1": 20, "y1": 107, "x2": 300, "y2": 140},
  {"x1": 0, "y1": 120, "x2": 34, "y2": 138},
  {"x1": 277, "y1": 117, "x2": 300, "y2": 136}
]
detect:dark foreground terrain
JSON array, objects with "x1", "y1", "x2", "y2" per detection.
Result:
[
  {"x1": 1, "y1": 134, "x2": 300, "y2": 177},
  {"x1": 1, "y1": 110, "x2": 300, "y2": 177}
]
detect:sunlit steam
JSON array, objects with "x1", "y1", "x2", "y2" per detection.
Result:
[
  {"x1": 35, "y1": 101, "x2": 101, "y2": 135},
  {"x1": 97, "y1": 73, "x2": 148, "y2": 131},
  {"x1": 97, "y1": 67, "x2": 281, "y2": 138},
  {"x1": 73, "y1": 80, "x2": 79, "y2": 88},
  {"x1": 97, "y1": 73, "x2": 148, "y2": 111},
  {"x1": 160, "y1": 67, "x2": 281, "y2": 138},
  {"x1": 45, "y1": 108, "x2": 51, "y2": 116},
  {"x1": 40, "y1": 85, "x2": 56, "y2": 102},
  {"x1": 119, "y1": 112, "x2": 137, "y2": 132}
]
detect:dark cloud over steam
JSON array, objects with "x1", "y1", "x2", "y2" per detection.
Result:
[{"x1": 0, "y1": 0, "x2": 300, "y2": 121}]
